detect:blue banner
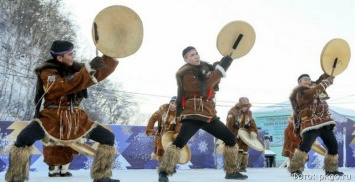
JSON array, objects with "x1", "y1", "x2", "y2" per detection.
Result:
[{"x1": 0, "y1": 121, "x2": 264, "y2": 172}]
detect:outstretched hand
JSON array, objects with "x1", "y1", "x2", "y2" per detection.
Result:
[
  {"x1": 90, "y1": 56, "x2": 106, "y2": 70},
  {"x1": 218, "y1": 56, "x2": 233, "y2": 71},
  {"x1": 325, "y1": 76, "x2": 335, "y2": 85}
]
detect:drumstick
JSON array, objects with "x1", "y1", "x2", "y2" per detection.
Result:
[
  {"x1": 229, "y1": 34, "x2": 244, "y2": 57},
  {"x1": 93, "y1": 22, "x2": 99, "y2": 56},
  {"x1": 330, "y1": 57, "x2": 338, "y2": 77}
]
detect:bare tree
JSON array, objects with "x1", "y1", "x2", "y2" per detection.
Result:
[
  {"x1": 81, "y1": 80, "x2": 140, "y2": 125},
  {"x1": 0, "y1": 0, "x2": 140, "y2": 124},
  {"x1": 0, "y1": 0, "x2": 77, "y2": 120}
]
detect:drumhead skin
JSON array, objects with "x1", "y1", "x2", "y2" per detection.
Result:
[
  {"x1": 321, "y1": 38, "x2": 351, "y2": 76},
  {"x1": 311, "y1": 140, "x2": 327, "y2": 156},
  {"x1": 237, "y1": 128, "x2": 265, "y2": 152},
  {"x1": 92, "y1": 5, "x2": 143, "y2": 58},
  {"x1": 217, "y1": 20, "x2": 256, "y2": 59},
  {"x1": 215, "y1": 139, "x2": 224, "y2": 154},
  {"x1": 68, "y1": 142, "x2": 96, "y2": 157},
  {"x1": 162, "y1": 131, "x2": 191, "y2": 164}
]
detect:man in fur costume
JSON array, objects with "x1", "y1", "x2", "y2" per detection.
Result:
[
  {"x1": 145, "y1": 96, "x2": 180, "y2": 162},
  {"x1": 5, "y1": 40, "x2": 120, "y2": 182},
  {"x1": 157, "y1": 46, "x2": 247, "y2": 182},
  {"x1": 283, "y1": 80, "x2": 329, "y2": 162},
  {"x1": 226, "y1": 97, "x2": 258, "y2": 172},
  {"x1": 288, "y1": 73, "x2": 343, "y2": 177}
]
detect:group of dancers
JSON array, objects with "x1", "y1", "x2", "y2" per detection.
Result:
[{"x1": 3, "y1": 25, "x2": 344, "y2": 182}]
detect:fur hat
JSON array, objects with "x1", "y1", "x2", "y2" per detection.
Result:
[
  {"x1": 297, "y1": 74, "x2": 310, "y2": 83},
  {"x1": 50, "y1": 40, "x2": 74, "y2": 58},
  {"x1": 182, "y1": 46, "x2": 196, "y2": 58},
  {"x1": 236, "y1": 97, "x2": 252, "y2": 108}
]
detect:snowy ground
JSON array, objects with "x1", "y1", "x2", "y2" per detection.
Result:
[{"x1": 0, "y1": 168, "x2": 353, "y2": 182}]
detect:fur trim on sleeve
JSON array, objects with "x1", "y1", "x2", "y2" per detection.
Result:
[
  {"x1": 215, "y1": 65, "x2": 226, "y2": 78},
  {"x1": 320, "y1": 80, "x2": 331, "y2": 89},
  {"x1": 84, "y1": 62, "x2": 98, "y2": 83}
]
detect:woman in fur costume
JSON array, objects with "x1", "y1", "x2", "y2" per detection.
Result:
[
  {"x1": 288, "y1": 73, "x2": 343, "y2": 177},
  {"x1": 282, "y1": 117, "x2": 301, "y2": 160},
  {"x1": 43, "y1": 145, "x2": 76, "y2": 177},
  {"x1": 157, "y1": 46, "x2": 247, "y2": 182},
  {"x1": 145, "y1": 96, "x2": 180, "y2": 162},
  {"x1": 5, "y1": 40, "x2": 120, "y2": 182},
  {"x1": 226, "y1": 97, "x2": 258, "y2": 172}
]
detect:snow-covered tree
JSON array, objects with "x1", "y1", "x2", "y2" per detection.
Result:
[{"x1": 0, "y1": 0, "x2": 141, "y2": 125}]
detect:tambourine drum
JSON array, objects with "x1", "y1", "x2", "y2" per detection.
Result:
[
  {"x1": 217, "y1": 20, "x2": 256, "y2": 59},
  {"x1": 68, "y1": 142, "x2": 96, "y2": 157},
  {"x1": 215, "y1": 139, "x2": 224, "y2": 154},
  {"x1": 162, "y1": 131, "x2": 191, "y2": 164},
  {"x1": 321, "y1": 38, "x2": 351, "y2": 76},
  {"x1": 92, "y1": 5, "x2": 143, "y2": 58},
  {"x1": 311, "y1": 140, "x2": 327, "y2": 156},
  {"x1": 14, "y1": 121, "x2": 97, "y2": 157},
  {"x1": 237, "y1": 128, "x2": 265, "y2": 152}
]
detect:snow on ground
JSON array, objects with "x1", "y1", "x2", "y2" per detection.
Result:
[{"x1": 0, "y1": 168, "x2": 353, "y2": 182}]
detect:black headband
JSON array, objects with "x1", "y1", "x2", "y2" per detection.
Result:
[
  {"x1": 297, "y1": 74, "x2": 310, "y2": 82},
  {"x1": 182, "y1": 46, "x2": 196, "y2": 58}
]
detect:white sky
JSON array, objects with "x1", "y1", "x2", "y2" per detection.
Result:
[{"x1": 63, "y1": 0, "x2": 355, "y2": 119}]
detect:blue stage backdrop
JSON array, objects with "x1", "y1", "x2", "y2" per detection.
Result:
[
  {"x1": 0, "y1": 120, "x2": 280, "y2": 172},
  {"x1": 254, "y1": 109, "x2": 355, "y2": 168}
]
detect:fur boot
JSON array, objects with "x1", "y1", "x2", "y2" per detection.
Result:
[
  {"x1": 91, "y1": 144, "x2": 120, "y2": 182},
  {"x1": 288, "y1": 149, "x2": 308, "y2": 176},
  {"x1": 60, "y1": 163, "x2": 72, "y2": 177},
  {"x1": 240, "y1": 153, "x2": 249, "y2": 172},
  {"x1": 157, "y1": 144, "x2": 181, "y2": 175},
  {"x1": 5, "y1": 145, "x2": 32, "y2": 182},
  {"x1": 48, "y1": 165, "x2": 61, "y2": 177},
  {"x1": 324, "y1": 154, "x2": 344, "y2": 176},
  {"x1": 158, "y1": 171, "x2": 169, "y2": 182},
  {"x1": 223, "y1": 145, "x2": 248, "y2": 179},
  {"x1": 151, "y1": 152, "x2": 162, "y2": 162},
  {"x1": 236, "y1": 152, "x2": 243, "y2": 171}
]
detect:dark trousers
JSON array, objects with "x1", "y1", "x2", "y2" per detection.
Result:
[
  {"x1": 299, "y1": 125, "x2": 338, "y2": 155},
  {"x1": 15, "y1": 121, "x2": 115, "y2": 147},
  {"x1": 173, "y1": 118, "x2": 236, "y2": 149}
]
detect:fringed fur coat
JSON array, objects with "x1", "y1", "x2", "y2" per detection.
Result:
[
  {"x1": 226, "y1": 104, "x2": 258, "y2": 152},
  {"x1": 289, "y1": 74, "x2": 335, "y2": 137},
  {"x1": 175, "y1": 61, "x2": 225, "y2": 123},
  {"x1": 34, "y1": 56, "x2": 118, "y2": 145}
]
